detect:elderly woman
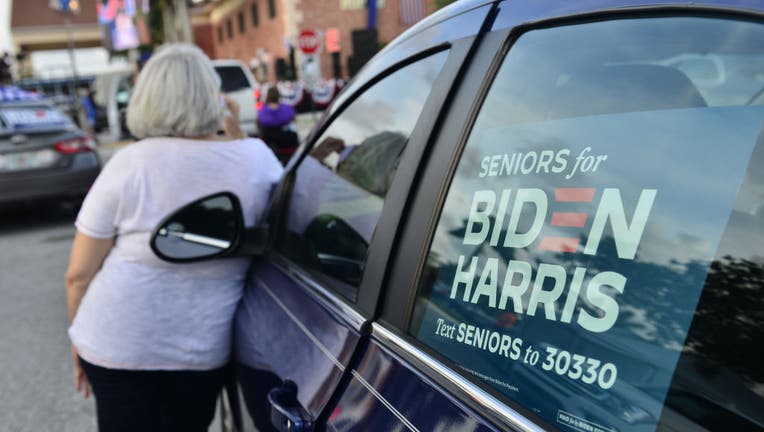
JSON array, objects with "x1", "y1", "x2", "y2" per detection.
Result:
[{"x1": 65, "y1": 44, "x2": 283, "y2": 431}]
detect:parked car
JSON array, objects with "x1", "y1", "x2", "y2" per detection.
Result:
[
  {"x1": 0, "y1": 100, "x2": 100, "y2": 207},
  {"x1": 16, "y1": 76, "x2": 96, "y2": 124},
  {"x1": 213, "y1": 59, "x2": 259, "y2": 136},
  {"x1": 151, "y1": 0, "x2": 764, "y2": 431}
]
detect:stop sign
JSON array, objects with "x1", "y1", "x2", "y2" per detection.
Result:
[{"x1": 298, "y1": 29, "x2": 320, "y2": 55}]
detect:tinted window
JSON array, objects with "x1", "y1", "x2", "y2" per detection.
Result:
[
  {"x1": 215, "y1": 66, "x2": 250, "y2": 93},
  {"x1": 410, "y1": 17, "x2": 764, "y2": 432},
  {"x1": 281, "y1": 50, "x2": 449, "y2": 301}
]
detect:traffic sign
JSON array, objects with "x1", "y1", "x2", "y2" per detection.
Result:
[{"x1": 298, "y1": 29, "x2": 320, "y2": 55}]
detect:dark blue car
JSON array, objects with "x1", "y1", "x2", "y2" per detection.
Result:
[{"x1": 151, "y1": 0, "x2": 764, "y2": 430}]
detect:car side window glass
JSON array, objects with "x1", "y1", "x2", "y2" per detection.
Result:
[
  {"x1": 409, "y1": 17, "x2": 764, "y2": 432},
  {"x1": 281, "y1": 50, "x2": 449, "y2": 301}
]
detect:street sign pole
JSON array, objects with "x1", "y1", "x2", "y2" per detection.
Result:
[{"x1": 57, "y1": 1, "x2": 90, "y2": 133}]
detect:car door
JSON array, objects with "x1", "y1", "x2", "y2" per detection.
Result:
[
  {"x1": 232, "y1": 4, "x2": 495, "y2": 431},
  {"x1": 328, "y1": 2, "x2": 764, "y2": 432}
]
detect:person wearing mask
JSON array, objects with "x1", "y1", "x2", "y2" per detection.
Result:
[
  {"x1": 257, "y1": 86, "x2": 299, "y2": 164},
  {"x1": 65, "y1": 43, "x2": 283, "y2": 432}
]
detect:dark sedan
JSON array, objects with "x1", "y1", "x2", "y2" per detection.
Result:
[{"x1": 0, "y1": 101, "x2": 100, "y2": 207}]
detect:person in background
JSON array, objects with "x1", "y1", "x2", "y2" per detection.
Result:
[
  {"x1": 77, "y1": 85, "x2": 97, "y2": 133},
  {"x1": 65, "y1": 44, "x2": 283, "y2": 432},
  {"x1": 258, "y1": 86, "x2": 299, "y2": 164}
]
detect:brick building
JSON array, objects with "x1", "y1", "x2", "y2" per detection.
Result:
[
  {"x1": 11, "y1": 0, "x2": 102, "y2": 53},
  {"x1": 192, "y1": 0, "x2": 430, "y2": 82}
]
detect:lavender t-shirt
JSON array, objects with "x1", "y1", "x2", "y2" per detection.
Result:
[
  {"x1": 68, "y1": 137, "x2": 283, "y2": 370},
  {"x1": 257, "y1": 104, "x2": 295, "y2": 128}
]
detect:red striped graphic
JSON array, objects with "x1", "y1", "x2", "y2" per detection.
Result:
[
  {"x1": 550, "y1": 212, "x2": 588, "y2": 227},
  {"x1": 538, "y1": 237, "x2": 580, "y2": 253},
  {"x1": 555, "y1": 188, "x2": 596, "y2": 202}
]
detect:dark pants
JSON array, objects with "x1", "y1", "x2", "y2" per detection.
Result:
[
  {"x1": 237, "y1": 364, "x2": 283, "y2": 432},
  {"x1": 79, "y1": 357, "x2": 226, "y2": 432}
]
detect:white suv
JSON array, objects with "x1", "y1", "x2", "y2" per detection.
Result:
[{"x1": 212, "y1": 59, "x2": 258, "y2": 136}]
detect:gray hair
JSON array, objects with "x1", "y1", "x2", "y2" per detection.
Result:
[{"x1": 126, "y1": 44, "x2": 222, "y2": 138}]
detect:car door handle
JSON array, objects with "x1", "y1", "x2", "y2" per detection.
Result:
[{"x1": 268, "y1": 380, "x2": 313, "y2": 432}]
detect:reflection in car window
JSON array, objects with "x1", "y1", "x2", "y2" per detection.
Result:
[
  {"x1": 409, "y1": 17, "x2": 764, "y2": 432},
  {"x1": 282, "y1": 50, "x2": 448, "y2": 300}
]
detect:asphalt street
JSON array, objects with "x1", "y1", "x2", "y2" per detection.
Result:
[
  {"x1": 0, "y1": 204, "x2": 96, "y2": 432},
  {"x1": 0, "y1": 197, "x2": 244, "y2": 432}
]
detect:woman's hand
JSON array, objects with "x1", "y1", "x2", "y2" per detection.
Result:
[
  {"x1": 222, "y1": 96, "x2": 246, "y2": 139},
  {"x1": 71, "y1": 345, "x2": 90, "y2": 398}
]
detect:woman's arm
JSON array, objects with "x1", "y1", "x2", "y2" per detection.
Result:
[
  {"x1": 66, "y1": 231, "x2": 114, "y2": 323},
  {"x1": 65, "y1": 231, "x2": 114, "y2": 399}
]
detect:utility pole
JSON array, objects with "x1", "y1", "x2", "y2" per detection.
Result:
[
  {"x1": 176, "y1": 0, "x2": 193, "y2": 43},
  {"x1": 64, "y1": 13, "x2": 80, "y2": 80},
  {"x1": 53, "y1": 0, "x2": 90, "y2": 131},
  {"x1": 160, "y1": 0, "x2": 193, "y2": 43}
]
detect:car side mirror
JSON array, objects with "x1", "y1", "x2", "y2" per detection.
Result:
[{"x1": 151, "y1": 191, "x2": 265, "y2": 263}]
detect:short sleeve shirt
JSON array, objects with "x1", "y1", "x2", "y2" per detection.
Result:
[{"x1": 69, "y1": 137, "x2": 283, "y2": 370}]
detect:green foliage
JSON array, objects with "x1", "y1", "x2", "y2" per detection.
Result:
[
  {"x1": 148, "y1": 0, "x2": 165, "y2": 46},
  {"x1": 433, "y1": 0, "x2": 459, "y2": 10}
]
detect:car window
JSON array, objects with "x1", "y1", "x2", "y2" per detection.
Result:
[
  {"x1": 280, "y1": 50, "x2": 449, "y2": 301},
  {"x1": 409, "y1": 17, "x2": 764, "y2": 432},
  {"x1": 215, "y1": 66, "x2": 251, "y2": 93}
]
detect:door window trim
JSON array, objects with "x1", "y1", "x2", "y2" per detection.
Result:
[
  {"x1": 269, "y1": 46, "x2": 455, "y2": 317},
  {"x1": 268, "y1": 253, "x2": 367, "y2": 331},
  {"x1": 373, "y1": 323, "x2": 545, "y2": 432}
]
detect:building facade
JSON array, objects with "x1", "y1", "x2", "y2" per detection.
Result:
[
  {"x1": 11, "y1": 0, "x2": 102, "y2": 53},
  {"x1": 193, "y1": 0, "x2": 430, "y2": 82}
]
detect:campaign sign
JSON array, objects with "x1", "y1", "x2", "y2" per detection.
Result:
[
  {"x1": 1, "y1": 109, "x2": 68, "y2": 130},
  {"x1": 411, "y1": 106, "x2": 764, "y2": 432}
]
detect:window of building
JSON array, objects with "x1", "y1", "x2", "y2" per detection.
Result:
[
  {"x1": 251, "y1": 2, "x2": 259, "y2": 27},
  {"x1": 409, "y1": 16, "x2": 764, "y2": 432},
  {"x1": 238, "y1": 11, "x2": 245, "y2": 34},
  {"x1": 218, "y1": 26, "x2": 223, "y2": 44},
  {"x1": 280, "y1": 51, "x2": 449, "y2": 301},
  {"x1": 268, "y1": 0, "x2": 275, "y2": 19},
  {"x1": 226, "y1": 19, "x2": 233, "y2": 39}
]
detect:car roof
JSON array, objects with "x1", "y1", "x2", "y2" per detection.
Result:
[{"x1": 405, "y1": 0, "x2": 764, "y2": 41}]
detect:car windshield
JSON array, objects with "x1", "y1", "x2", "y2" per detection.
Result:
[{"x1": 215, "y1": 66, "x2": 251, "y2": 92}]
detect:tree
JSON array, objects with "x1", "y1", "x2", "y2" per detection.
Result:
[{"x1": 433, "y1": 0, "x2": 458, "y2": 10}]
